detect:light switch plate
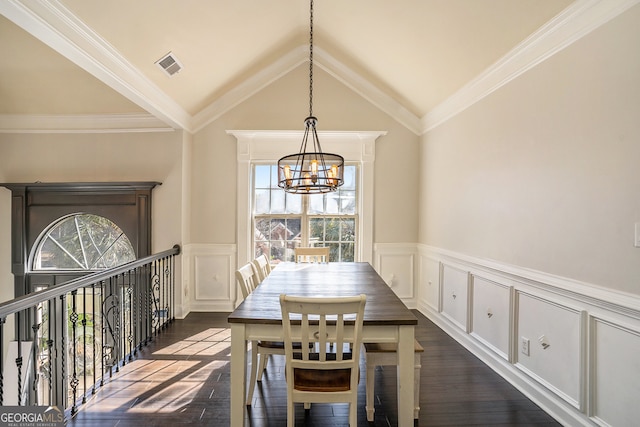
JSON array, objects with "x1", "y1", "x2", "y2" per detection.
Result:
[{"x1": 521, "y1": 337, "x2": 530, "y2": 356}]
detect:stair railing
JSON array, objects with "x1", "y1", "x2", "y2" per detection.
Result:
[{"x1": 0, "y1": 244, "x2": 180, "y2": 417}]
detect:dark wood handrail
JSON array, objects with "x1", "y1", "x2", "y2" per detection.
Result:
[{"x1": 0, "y1": 244, "x2": 180, "y2": 319}]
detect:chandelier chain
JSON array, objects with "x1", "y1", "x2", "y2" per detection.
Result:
[
  {"x1": 276, "y1": 0, "x2": 344, "y2": 194},
  {"x1": 309, "y1": 0, "x2": 314, "y2": 118}
]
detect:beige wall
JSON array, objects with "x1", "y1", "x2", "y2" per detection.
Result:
[
  {"x1": 190, "y1": 64, "x2": 420, "y2": 245},
  {"x1": 0, "y1": 62, "x2": 420, "y2": 307},
  {"x1": 420, "y1": 4, "x2": 640, "y2": 295},
  {"x1": 0, "y1": 130, "x2": 184, "y2": 283}
]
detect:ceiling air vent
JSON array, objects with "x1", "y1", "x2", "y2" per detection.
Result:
[{"x1": 155, "y1": 52, "x2": 182, "y2": 77}]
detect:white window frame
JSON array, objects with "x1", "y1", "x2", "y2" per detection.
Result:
[
  {"x1": 253, "y1": 163, "x2": 359, "y2": 262},
  {"x1": 229, "y1": 129, "x2": 385, "y2": 267}
]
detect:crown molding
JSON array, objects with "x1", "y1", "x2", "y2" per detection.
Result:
[
  {"x1": 0, "y1": 114, "x2": 175, "y2": 134},
  {"x1": 1, "y1": 0, "x2": 422, "y2": 135},
  {"x1": 0, "y1": 0, "x2": 192, "y2": 131},
  {"x1": 3, "y1": 0, "x2": 637, "y2": 136},
  {"x1": 313, "y1": 47, "x2": 423, "y2": 135},
  {"x1": 193, "y1": 45, "x2": 423, "y2": 135},
  {"x1": 422, "y1": 0, "x2": 640, "y2": 133}
]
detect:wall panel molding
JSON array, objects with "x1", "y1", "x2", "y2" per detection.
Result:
[
  {"x1": 373, "y1": 243, "x2": 417, "y2": 306},
  {"x1": 182, "y1": 243, "x2": 237, "y2": 314},
  {"x1": 417, "y1": 244, "x2": 640, "y2": 427}
]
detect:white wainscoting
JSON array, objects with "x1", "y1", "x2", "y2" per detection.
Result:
[
  {"x1": 471, "y1": 275, "x2": 512, "y2": 362},
  {"x1": 417, "y1": 244, "x2": 640, "y2": 427},
  {"x1": 177, "y1": 241, "x2": 640, "y2": 426},
  {"x1": 182, "y1": 243, "x2": 237, "y2": 314},
  {"x1": 373, "y1": 243, "x2": 418, "y2": 307},
  {"x1": 441, "y1": 264, "x2": 470, "y2": 332}
]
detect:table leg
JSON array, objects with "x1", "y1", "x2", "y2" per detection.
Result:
[
  {"x1": 397, "y1": 325, "x2": 415, "y2": 426},
  {"x1": 230, "y1": 323, "x2": 247, "y2": 427}
]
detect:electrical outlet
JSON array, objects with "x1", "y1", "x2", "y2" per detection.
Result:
[
  {"x1": 635, "y1": 223, "x2": 640, "y2": 248},
  {"x1": 521, "y1": 337, "x2": 530, "y2": 356}
]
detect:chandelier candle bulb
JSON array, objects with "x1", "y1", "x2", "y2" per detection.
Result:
[{"x1": 284, "y1": 165, "x2": 292, "y2": 187}]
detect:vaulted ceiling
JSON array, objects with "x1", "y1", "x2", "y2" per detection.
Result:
[{"x1": 0, "y1": 1, "x2": 630, "y2": 134}]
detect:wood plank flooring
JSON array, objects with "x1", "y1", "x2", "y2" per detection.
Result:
[{"x1": 67, "y1": 311, "x2": 560, "y2": 426}]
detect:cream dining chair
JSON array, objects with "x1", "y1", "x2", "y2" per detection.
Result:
[
  {"x1": 252, "y1": 253, "x2": 272, "y2": 282},
  {"x1": 235, "y1": 262, "x2": 259, "y2": 300},
  {"x1": 235, "y1": 262, "x2": 284, "y2": 406},
  {"x1": 364, "y1": 339, "x2": 424, "y2": 421},
  {"x1": 279, "y1": 293, "x2": 366, "y2": 427},
  {"x1": 294, "y1": 246, "x2": 330, "y2": 263}
]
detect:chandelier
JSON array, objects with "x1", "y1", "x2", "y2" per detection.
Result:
[{"x1": 277, "y1": 0, "x2": 344, "y2": 194}]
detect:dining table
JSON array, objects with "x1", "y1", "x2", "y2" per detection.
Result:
[{"x1": 227, "y1": 261, "x2": 418, "y2": 426}]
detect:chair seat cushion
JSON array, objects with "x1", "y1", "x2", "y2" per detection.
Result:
[
  {"x1": 364, "y1": 339, "x2": 424, "y2": 353},
  {"x1": 258, "y1": 341, "x2": 312, "y2": 349},
  {"x1": 293, "y1": 368, "x2": 352, "y2": 392},
  {"x1": 257, "y1": 340, "x2": 285, "y2": 349}
]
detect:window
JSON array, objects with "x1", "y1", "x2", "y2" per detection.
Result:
[
  {"x1": 253, "y1": 164, "x2": 357, "y2": 263},
  {"x1": 33, "y1": 213, "x2": 136, "y2": 271},
  {"x1": 231, "y1": 129, "x2": 383, "y2": 267}
]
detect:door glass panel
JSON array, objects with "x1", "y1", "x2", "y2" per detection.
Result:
[{"x1": 33, "y1": 214, "x2": 135, "y2": 271}]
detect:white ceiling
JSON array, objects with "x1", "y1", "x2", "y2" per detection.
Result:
[{"x1": 0, "y1": 0, "x2": 632, "y2": 134}]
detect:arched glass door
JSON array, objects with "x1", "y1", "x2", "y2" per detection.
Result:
[{"x1": 32, "y1": 213, "x2": 136, "y2": 272}]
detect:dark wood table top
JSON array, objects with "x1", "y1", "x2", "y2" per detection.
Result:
[{"x1": 228, "y1": 262, "x2": 417, "y2": 326}]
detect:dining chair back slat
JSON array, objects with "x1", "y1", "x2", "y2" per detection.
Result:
[
  {"x1": 280, "y1": 293, "x2": 366, "y2": 427},
  {"x1": 235, "y1": 263, "x2": 259, "y2": 299},
  {"x1": 252, "y1": 253, "x2": 272, "y2": 282},
  {"x1": 294, "y1": 246, "x2": 329, "y2": 263}
]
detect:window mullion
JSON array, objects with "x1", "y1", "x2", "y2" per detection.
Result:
[{"x1": 301, "y1": 195, "x2": 309, "y2": 247}]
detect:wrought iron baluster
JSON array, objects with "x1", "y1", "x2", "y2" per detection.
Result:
[
  {"x1": 145, "y1": 263, "x2": 152, "y2": 345},
  {"x1": 169, "y1": 254, "x2": 175, "y2": 322},
  {"x1": 92, "y1": 283, "x2": 97, "y2": 394},
  {"x1": 103, "y1": 275, "x2": 120, "y2": 376},
  {"x1": 100, "y1": 280, "x2": 106, "y2": 386},
  {"x1": 127, "y1": 269, "x2": 134, "y2": 362},
  {"x1": 151, "y1": 260, "x2": 161, "y2": 337},
  {"x1": 16, "y1": 311, "x2": 23, "y2": 405},
  {"x1": 69, "y1": 290, "x2": 79, "y2": 414},
  {"x1": 81, "y1": 287, "x2": 87, "y2": 404},
  {"x1": 31, "y1": 311, "x2": 41, "y2": 405},
  {"x1": 0, "y1": 316, "x2": 4, "y2": 405},
  {"x1": 134, "y1": 265, "x2": 141, "y2": 354},
  {"x1": 58, "y1": 294, "x2": 66, "y2": 410},
  {"x1": 163, "y1": 258, "x2": 170, "y2": 328},
  {"x1": 120, "y1": 273, "x2": 126, "y2": 367},
  {"x1": 47, "y1": 298, "x2": 54, "y2": 406}
]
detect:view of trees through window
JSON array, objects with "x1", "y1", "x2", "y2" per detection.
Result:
[
  {"x1": 33, "y1": 213, "x2": 136, "y2": 271},
  {"x1": 253, "y1": 164, "x2": 358, "y2": 263}
]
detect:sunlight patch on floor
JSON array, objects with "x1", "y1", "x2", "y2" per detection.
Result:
[
  {"x1": 127, "y1": 360, "x2": 229, "y2": 413},
  {"x1": 153, "y1": 328, "x2": 231, "y2": 356}
]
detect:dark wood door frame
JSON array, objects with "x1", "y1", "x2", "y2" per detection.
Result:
[{"x1": 1, "y1": 182, "x2": 160, "y2": 299}]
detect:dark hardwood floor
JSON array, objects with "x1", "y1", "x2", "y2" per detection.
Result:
[{"x1": 68, "y1": 311, "x2": 560, "y2": 426}]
